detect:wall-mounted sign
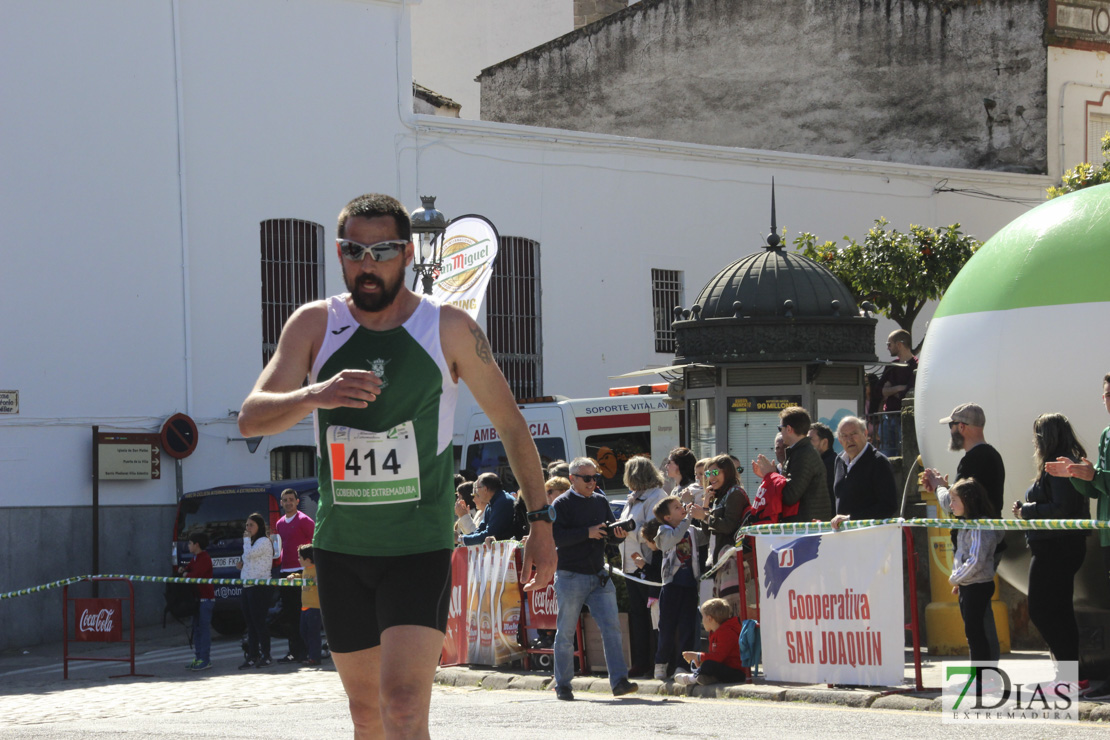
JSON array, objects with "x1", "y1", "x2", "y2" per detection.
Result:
[
  {"x1": 160, "y1": 413, "x2": 198, "y2": 459},
  {"x1": 96, "y1": 432, "x2": 161, "y2": 480},
  {"x1": 729, "y1": 396, "x2": 801, "y2": 413},
  {"x1": 0, "y1": 390, "x2": 17, "y2": 414}
]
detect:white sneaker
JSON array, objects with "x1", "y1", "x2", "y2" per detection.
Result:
[
  {"x1": 673, "y1": 672, "x2": 697, "y2": 686},
  {"x1": 654, "y1": 663, "x2": 668, "y2": 680}
]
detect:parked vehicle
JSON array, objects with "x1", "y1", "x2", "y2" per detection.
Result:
[
  {"x1": 459, "y1": 388, "x2": 680, "y2": 500},
  {"x1": 172, "y1": 478, "x2": 319, "y2": 635}
]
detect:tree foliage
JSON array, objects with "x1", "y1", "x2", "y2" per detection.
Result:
[
  {"x1": 1048, "y1": 132, "x2": 1110, "y2": 199},
  {"x1": 793, "y1": 219, "x2": 982, "y2": 341}
]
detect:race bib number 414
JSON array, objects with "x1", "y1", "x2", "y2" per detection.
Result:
[{"x1": 328, "y1": 423, "x2": 421, "y2": 505}]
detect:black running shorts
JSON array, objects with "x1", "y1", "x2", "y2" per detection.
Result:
[{"x1": 314, "y1": 548, "x2": 453, "y2": 653}]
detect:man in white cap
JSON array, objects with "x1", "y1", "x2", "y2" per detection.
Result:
[{"x1": 923, "y1": 402, "x2": 1005, "y2": 661}]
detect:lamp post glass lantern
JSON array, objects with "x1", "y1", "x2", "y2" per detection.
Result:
[{"x1": 410, "y1": 195, "x2": 447, "y2": 295}]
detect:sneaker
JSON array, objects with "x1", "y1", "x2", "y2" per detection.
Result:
[
  {"x1": 185, "y1": 659, "x2": 200, "y2": 670},
  {"x1": 190, "y1": 660, "x2": 211, "y2": 671},
  {"x1": 612, "y1": 678, "x2": 639, "y2": 697},
  {"x1": 673, "y1": 673, "x2": 697, "y2": 686},
  {"x1": 238, "y1": 659, "x2": 257, "y2": 670},
  {"x1": 301, "y1": 659, "x2": 321, "y2": 666},
  {"x1": 555, "y1": 686, "x2": 574, "y2": 701},
  {"x1": 695, "y1": 673, "x2": 720, "y2": 686},
  {"x1": 277, "y1": 654, "x2": 299, "y2": 664},
  {"x1": 654, "y1": 663, "x2": 668, "y2": 680},
  {"x1": 1081, "y1": 679, "x2": 1110, "y2": 700},
  {"x1": 256, "y1": 657, "x2": 273, "y2": 668}
]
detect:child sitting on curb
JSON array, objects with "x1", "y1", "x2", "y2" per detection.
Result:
[{"x1": 675, "y1": 597, "x2": 747, "y2": 686}]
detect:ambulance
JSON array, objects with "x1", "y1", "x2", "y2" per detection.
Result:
[{"x1": 459, "y1": 385, "x2": 681, "y2": 500}]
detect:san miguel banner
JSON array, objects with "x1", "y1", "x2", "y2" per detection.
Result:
[
  {"x1": 74, "y1": 598, "x2": 123, "y2": 642},
  {"x1": 431, "y1": 215, "x2": 499, "y2": 319},
  {"x1": 755, "y1": 524, "x2": 904, "y2": 686},
  {"x1": 440, "y1": 548, "x2": 470, "y2": 667},
  {"x1": 465, "y1": 541, "x2": 523, "y2": 666}
]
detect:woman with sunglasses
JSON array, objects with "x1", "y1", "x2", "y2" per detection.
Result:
[
  {"x1": 690, "y1": 455, "x2": 750, "y2": 563},
  {"x1": 1012, "y1": 413, "x2": 1090, "y2": 679}
]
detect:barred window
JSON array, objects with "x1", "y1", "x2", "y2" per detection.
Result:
[
  {"x1": 652, "y1": 268, "x2": 683, "y2": 353},
  {"x1": 261, "y1": 219, "x2": 325, "y2": 367},
  {"x1": 270, "y1": 445, "x2": 316, "y2": 481},
  {"x1": 487, "y1": 237, "x2": 542, "y2": 399}
]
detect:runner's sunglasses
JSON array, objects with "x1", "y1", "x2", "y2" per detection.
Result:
[{"x1": 337, "y1": 238, "x2": 408, "y2": 262}]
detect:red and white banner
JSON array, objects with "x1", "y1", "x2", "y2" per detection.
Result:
[
  {"x1": 527, "y1": 582, "x2": 558, "y2": 630},
  {"x1": 440, "y1": 548, "x2": 470, "y2": 666},
  {"x1": 465, "y1": 541, "x2": 523, "y2": 666},
  {"x1": 431, "y1": 216, "x2": 498, "y2": 319},
  {"x1": 74, "y1": 598, "x2": 123, "y2": 642},
  {"x1": 755, "y1": 524, "x2": 903, "y2": 686}
]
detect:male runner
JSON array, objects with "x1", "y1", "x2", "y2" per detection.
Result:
[{"x1": 239, "y1": 193, "x2": 555, "y2": 740}]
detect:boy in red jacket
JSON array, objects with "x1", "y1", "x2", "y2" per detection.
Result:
[
  {"x1": 675, "y1": 598, "x2": 747, "y2": 686},
  {"x1": 180, "y1": 532, "x2": 215, "y2": 671}
]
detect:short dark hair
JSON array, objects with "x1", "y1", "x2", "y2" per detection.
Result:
[
  {"x1": 337, "y1": 193, "x2": 411, "y2": 241},
  {"x1": 888, "y1": 329, "x2": 912, "y2": 348},
  {"x1": 780, "y1": 406, "x2": 811, "y2": 436},
  {"x1": 188, "y1": 532, "x2": 209, "y2": 550},
  {"x1": 454, "y1": 473, "x2": 465, "y2": 489},
  {"x1": 640, "y1": 518, "x2": 661, "y2": 544},
  {"x1": 810, "y1": 422, "x2": 834, "y2": 447},
  {"x1": 548, "y1": 461, "x2": 570, "y2": 479},
  {"x1": 280, "y1": 488, "x2": 299, "y2": 500},
  {"x1": 297, "y1": 543, "x2": 314, "y2": 563},
  {"x1": 476, "y1": 472, "x2": 502, "y2": 493},
  {"x1": 653, "y1": 495, "x2": 682, "y2": 522}
]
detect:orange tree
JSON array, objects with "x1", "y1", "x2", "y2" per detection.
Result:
[
  {"x1": 793, "y1": 219, "x2": 981, "y2": 346},
  {"x1": 1048, "y1": 132, "x2": 1110, "y2": 199}
]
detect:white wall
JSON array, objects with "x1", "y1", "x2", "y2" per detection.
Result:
[
  {"x1": 410, "y1": 0, "x2": 572, "y2": 119},
  {"x1": 0, "y1": 0, "x2": 1051, "y2": 513},
  {"x1": 1047, "y1": 45, "x2": 1110, "y2": 178}
]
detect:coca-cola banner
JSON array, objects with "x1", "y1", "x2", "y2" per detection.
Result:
[
  {"x1": 527, "y1": 583, "x2": 558, "y2": 630},
  {"x1": 439, "y1": 548, "x2": 470, "y2": 667},
  {"x1": 465, "y1": 541, "x2": 523, "y2": 666},
  {"x1": 74, "y1": 598, "x2": 123, "y2": 642}
]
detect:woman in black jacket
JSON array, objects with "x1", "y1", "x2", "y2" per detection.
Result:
[{"x1": 1011, "y1": 413, "x2": 1089, "y2": 672}]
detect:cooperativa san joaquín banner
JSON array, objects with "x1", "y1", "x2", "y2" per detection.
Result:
[
  {"x1": 430, "y1": 215, "x2": 499, "y2": 319},
  {"x1": 755, "y1": 523, "x2": 904, "y2": 686}
]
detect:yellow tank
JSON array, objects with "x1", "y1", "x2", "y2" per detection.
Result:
[{"x1": 921, "y1": 482, "x2": 1010, "y2": 655}]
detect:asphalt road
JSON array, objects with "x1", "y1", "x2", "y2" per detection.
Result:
[{"x1": 2, "y1": 631, "x2": 1106, "y2": 739}]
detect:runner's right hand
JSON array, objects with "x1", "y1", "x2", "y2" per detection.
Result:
[{"x1": 308, "y1": 369, "x2": 383, "y2": 409}]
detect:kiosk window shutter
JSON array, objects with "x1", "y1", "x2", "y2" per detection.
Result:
[
  {"x1": 261, "y1": 219, "x2": 325, "y2": 367},
  {"x1": 487, "y1": 237, "x2": 542, "y2": 399}
]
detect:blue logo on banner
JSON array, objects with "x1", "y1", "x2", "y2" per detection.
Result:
[{"x1": 763, "y1": 536, "x2": 822, "y2": 598}]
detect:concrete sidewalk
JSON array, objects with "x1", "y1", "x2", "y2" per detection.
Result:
[{"x1": 434, "y1": 650, "x2": 1110, "y2": 722}]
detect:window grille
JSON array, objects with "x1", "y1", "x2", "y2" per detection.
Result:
[
  {"x1": 487, "y1": 237, "x2": 542, "y2": 399},
  {"x1": 261, "y1": 219, "x2": 325, "y2": 367},
  {"x1": 1088, "y1": 112, "x2": 1110, "y2": 167},
  {"x1": 270, "y1": 445, "x2": 316, "y2": 481},
  {"x1": 652, "y1": 268, "x2": 683, "y2": 353}
]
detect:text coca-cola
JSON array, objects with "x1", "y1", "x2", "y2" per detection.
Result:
[{"x1": 74, "y1": 598, "x2": 123, "y2": 641}]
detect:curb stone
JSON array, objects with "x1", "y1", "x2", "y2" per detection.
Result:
[
  {"x1": 870, "y1": 695, "x2": 937, "y2": 712},
  {"x1": 784, "y1": 688, "x2": 879, "y2": 708},
  {"x1": 724, "y1": 684, "x2": 788, "y2": 701},
  {"x1": 1089, "y1": 703, "x2": 1110, "y2": 722},
  {"x1": 481, "y1": 673, "x2": 516, "y2": 690}
]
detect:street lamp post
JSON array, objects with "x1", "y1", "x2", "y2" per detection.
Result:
[{"x1": 410, "y1": 195, "x2": 447, "y2": 295}]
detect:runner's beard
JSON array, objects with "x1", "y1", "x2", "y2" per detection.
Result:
[{"x1": 347, "y1": 271, "x2": 403, "y2": 312}]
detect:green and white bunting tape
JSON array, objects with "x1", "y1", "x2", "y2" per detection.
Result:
[{"x1": 0, "y1": 574, "x2": 314, "y2": 601}]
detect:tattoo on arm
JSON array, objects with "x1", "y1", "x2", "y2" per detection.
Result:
[{"x1": 470, "y1": 325, "x2": 494, "y2": 365}]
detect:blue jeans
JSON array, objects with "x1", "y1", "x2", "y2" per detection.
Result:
[
  {"x1": 300, "y1": 607, "x2": 322, "y2": 662},
  {"x1": 553, "y1": 570, "x2": 627, "y2": 690},
  {"x1": 193, "y1": 599, "x2": 214, "y2": 663}
]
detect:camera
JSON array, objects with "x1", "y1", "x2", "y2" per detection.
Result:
[{"x1": 605, "y1": 518, "x2": 637, "y2": 534}]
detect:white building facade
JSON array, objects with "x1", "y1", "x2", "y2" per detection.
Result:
[{"x1": 0, "y1": 0, "x2": 1066, "y2": 648}]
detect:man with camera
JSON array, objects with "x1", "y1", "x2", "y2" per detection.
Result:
[{"x1": 550, "y1": 457, "x2": 639, "y2": 701}]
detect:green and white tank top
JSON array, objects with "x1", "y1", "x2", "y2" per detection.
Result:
[{"x1": 310, "y1": 294, "x2": 458, "y2": 556}]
